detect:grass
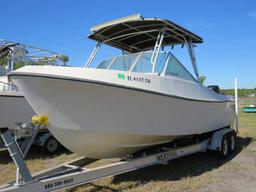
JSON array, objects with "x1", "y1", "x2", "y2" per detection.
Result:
[
  {"x1": 0, "y1": 98, "x2": 256, "y2": 192},
  {"x1": 0, "y1": 151, "x2": 79, "y2": 185},
  {"x1": 238, "y1": 109, "x2": 256, "y2": 138}
]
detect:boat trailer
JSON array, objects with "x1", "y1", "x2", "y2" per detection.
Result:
[
  {"x1": 0, "y1": 122, "x2": 237, "y2": 192},
  {"x1": 0, "y1": 79, "x2": 239, "y2": 192}
]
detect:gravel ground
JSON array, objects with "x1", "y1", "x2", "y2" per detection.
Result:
[{"x1": 201, "y1": 142, "x2": 256, "y2": 192}]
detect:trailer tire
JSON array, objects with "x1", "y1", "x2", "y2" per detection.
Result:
[
  {"x1": 228, "y1": 131, "x2": 236, "y2": 154},
  {"x1": 217, "y1": 135, "x2": 229, "y2": 158},
  {"x1": 44, "y1": 136, "x2": 60, "y2": 154}
]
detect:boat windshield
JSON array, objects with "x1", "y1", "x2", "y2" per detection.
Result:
[{"x1": 96, "y1": 51, "x2": 196, "y2": 81}]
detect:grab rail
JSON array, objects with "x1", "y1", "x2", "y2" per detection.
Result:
[{"x1": 0, "y1": 80, "x2": 18, "y2": 92}]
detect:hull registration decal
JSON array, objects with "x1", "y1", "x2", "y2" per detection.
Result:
[{"x1": 117, "y1": 73, "x2": 151, "y2": 84}]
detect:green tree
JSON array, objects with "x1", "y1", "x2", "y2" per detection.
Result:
[
  {"x1": 0, "y1": 56, "x2": 8, "y2": 68},
  {"x1": 59, "y1": 55, "x2": 69, "y2": 66},
  {"x1": 221, "y1": 88, "x2": 256, "y2": 97},
  {"x1": 14, "y1": 60, "x2": 26, "y2": 70}
]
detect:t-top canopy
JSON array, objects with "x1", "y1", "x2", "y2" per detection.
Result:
[
  {"x1": 88, "y1": 14, "x2": 203, "y2": 53},
  {"x1": 0, "y1": 39, "x2": 68, "y2": 66}
]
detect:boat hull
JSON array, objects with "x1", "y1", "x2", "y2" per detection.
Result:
[
  {"x1": 0, "y1": 92, "x2": 35, "y2": 130},
  {"x1": 9, "y1": 69, "x2": 235, "y2": 158}
]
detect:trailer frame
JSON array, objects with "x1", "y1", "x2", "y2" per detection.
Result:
[
  {"x1": 0, "y1": 125, "x2": 236, "y2": 192},
  {"x1": 0, "y1": 126, "x2": 61, "y2": 154}
]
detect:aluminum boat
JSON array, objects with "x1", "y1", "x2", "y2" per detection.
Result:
[{"x1": 8, "y1": 14, "x2": 236, "y2": 158}]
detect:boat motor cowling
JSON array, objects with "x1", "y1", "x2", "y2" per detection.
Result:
[{"x1": 207, "y1": 85, "x2": 220, "y2": 94}]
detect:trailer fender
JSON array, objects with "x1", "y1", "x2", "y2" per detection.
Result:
[{"x1": 208, "y1": 128, "x2": 234, "y2": 151}]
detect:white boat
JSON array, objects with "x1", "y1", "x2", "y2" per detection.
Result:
[
  {"x1": 8, "y1": 14, "x2": 236, "y2": 159},
  {"x1": 0, "y1": 42, "x2": 35, "y2": 130},
  {"x1": 0, "y1": 76, "x2": 35, "y2": 130},
  {"x1": 0, "y1": 40, "x2": 66, "y2": 131}
]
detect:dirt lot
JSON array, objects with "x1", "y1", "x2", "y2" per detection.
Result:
[{"x1": 0, "y1": 100, "x2": 256, "y2": 192}]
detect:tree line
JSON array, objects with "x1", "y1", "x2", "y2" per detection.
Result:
[{"x1": 221, "y1": 88, "x2": 256, "y2": 97}]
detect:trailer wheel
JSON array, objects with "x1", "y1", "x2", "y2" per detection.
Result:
[
  {"x1": 218, "y1": 135, "x2": 229, "y2": 158},
  {"x1": 44, "y1": 136, "x2": 60, "y2": 154},
  {"x1": 228, "y1": 132, "x2": 236, "y2": 153}
]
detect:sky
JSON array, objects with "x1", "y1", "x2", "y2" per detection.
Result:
[{"x1": 1, "y1": 0, "x2": 256, "y2": 88}]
